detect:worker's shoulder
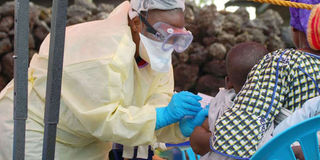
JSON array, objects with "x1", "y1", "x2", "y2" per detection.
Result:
[
  {"x1": 60, "y1": 20, "x2": 135, "y2": 65},
  {"x1": 65, "y1": 19, "x2": 131, "y2": 41}
]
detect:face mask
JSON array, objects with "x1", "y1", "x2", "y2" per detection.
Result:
[{"x1": 139, "y1": 33, "x2": 174, "y2": 73}]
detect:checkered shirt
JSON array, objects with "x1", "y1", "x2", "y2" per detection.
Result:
[{"x1": 211, "y1": 49, "x2": 320, "y2": 159}]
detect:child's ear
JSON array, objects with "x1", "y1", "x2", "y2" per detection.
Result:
[{"x1": 225, "y1": 76, "x2": 233, "y2": 89}]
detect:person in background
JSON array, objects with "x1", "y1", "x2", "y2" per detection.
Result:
[
  {"x1": 0, "y1": 0, "x2": 208, "y2": 159},
  {"x1": 209, "y1": 1, "x2": 320, "y2": 159},
  {"x1": 189, "y1": 42, "x2": 267, "y2": 159}
]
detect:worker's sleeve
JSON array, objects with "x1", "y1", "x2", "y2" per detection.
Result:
[
  {"x1": 53, "y1": 58, "x2": 187, "y2": 147},
  {"x1": 144, "y1": 67, "x2": 187, "y2": 144},
  {"x1": 210, "y1": 49, "x2": 293, "y2": 159},
  {"x1": 53, "y1": 59, "x2": 159, "y2": 147}
]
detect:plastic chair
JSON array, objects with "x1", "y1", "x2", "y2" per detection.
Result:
[
  {"x1": 166, "y1": 142, "x2": 201, "y2": 160},
  {"x1": 157, "y1": 147, "x2": 183, "y2": 160},
  {"x1": 251, "y1": 115, "x2": 320, "y2": 160},
  {"x1": 181, "y1": 147, "x2": 201, "y2": 160}
]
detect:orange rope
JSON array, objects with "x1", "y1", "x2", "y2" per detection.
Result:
[{"x1": 251, "y1": 0, "x2": 314, "y2": 10}]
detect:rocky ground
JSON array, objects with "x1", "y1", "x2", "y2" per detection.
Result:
[{"x1": 0, "y1": 1, "x2": 289, "y2": 95}]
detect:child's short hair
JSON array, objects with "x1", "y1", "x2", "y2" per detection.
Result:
[{"x1": 226, "y1": 42, "x2": 268, "y2": 92}]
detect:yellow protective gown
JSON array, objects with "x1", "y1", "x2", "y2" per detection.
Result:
[{"x1": 0, "y1": 2, "x2": 186, "y2": 160}]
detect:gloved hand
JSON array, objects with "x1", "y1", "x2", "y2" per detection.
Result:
[
  {"x1": 179, "y1": 107, "x2": 209, "y2": 137},
  {"x1": 155, "y1": 91, "x2": 202, "y2": 130}
]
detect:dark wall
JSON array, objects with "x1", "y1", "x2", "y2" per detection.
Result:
[{"x1": 0, "y1": 0, "x2": 125, "y2": 7}]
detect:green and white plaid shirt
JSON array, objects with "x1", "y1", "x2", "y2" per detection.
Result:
[{"x1": 211, "y1": 49, "x2": 320, "y2": 159}]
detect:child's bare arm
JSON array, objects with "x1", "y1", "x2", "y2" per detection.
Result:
[{"x1": 190, "y1": 118, "x2": 211, "y2": 156}]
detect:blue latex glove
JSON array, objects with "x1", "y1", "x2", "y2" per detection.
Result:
[
  {"x1": 155, "y1": 91, "x2": 202, "y2": 130},
  {"x1": 179, "y1": 108, "x2": 209, "y2": 137}
]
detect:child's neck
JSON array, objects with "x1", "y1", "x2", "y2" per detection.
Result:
[{"x1": 299, "y1": 48, "x2": 320, "y2": 55}]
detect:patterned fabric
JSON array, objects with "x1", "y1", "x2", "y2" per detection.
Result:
[{"x1": 211, "y1": 49, "x2": 320, "y2": 159}]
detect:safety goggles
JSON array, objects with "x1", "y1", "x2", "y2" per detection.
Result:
[{"x1": 139, "y1": 14, "x2": 193, "y2": 53}]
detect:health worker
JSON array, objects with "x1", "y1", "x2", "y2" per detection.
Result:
[{"x1": 0, "y1": 0, "x2": 208, "y2": 159}]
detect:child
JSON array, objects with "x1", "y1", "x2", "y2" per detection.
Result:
[{"x1": 190, "y1": 42, "x2": 268, "y2": 159}]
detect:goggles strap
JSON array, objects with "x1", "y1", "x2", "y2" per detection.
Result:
[{"x1": 139, "y1": 14, "x2": 164, "y2": 40}]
